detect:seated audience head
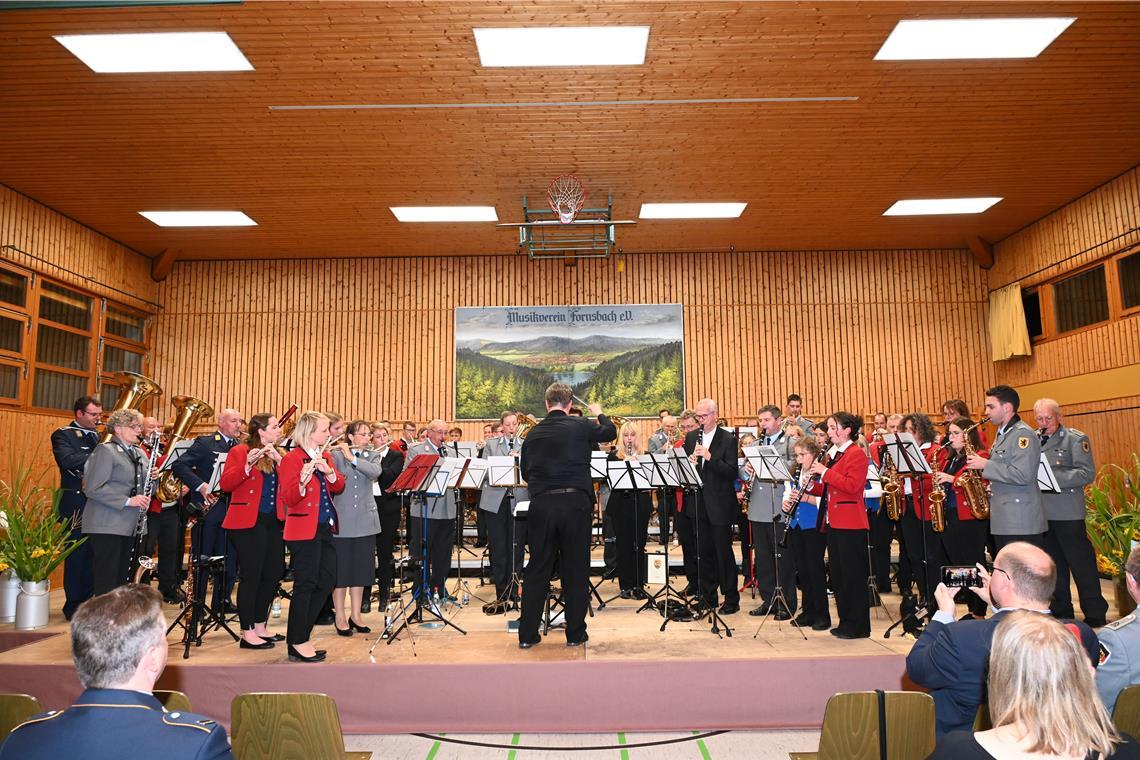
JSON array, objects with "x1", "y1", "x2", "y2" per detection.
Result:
[
  {"x1": 989, "y1": 541, "x2": 1056, "y2": 610},
  {"x1": 72, "y1": 584, "x2": 168, "y2": 691},
  {"x1": 987, "y1": 610, "x2": 1118, "y2": 758}
]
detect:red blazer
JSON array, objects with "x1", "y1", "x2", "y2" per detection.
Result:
[
  {"x1": 818, "y1": 443, "x2": 870, "y2": 530},
  {"x1": 905, "y1": 443, "x2": 944, "y2": 521},
  {"x1": 947, "y1": 447, "x2": 990, "y2": 521},
  {"x1": 219, "y1": 444, "x2": 279, "y2": 530},
  {"x1": 277, "y1": 447, "x2": 344, "y2": 541}
]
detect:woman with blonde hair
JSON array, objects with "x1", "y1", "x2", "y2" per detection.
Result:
[
  {"x1": 929, "y1": 610, "x2": 1139, "y2": 759},
  {"x1": 606, "y1": 421, "x2": 653, "y2": 599}
]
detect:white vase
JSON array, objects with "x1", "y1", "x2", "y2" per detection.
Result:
[
  {"x1": 15, "y1": 580, "x2": 50, "y2": 630},
  {"x1": 0, "y1": 570, "x2": 19, "y2": 623}
]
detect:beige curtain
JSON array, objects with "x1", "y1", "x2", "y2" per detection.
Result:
[{"x1": 988, "y1": 283, "x2": 1032, "y2": 361}]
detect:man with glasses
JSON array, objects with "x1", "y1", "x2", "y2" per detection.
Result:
[
  {"x1": 52, "y1": 395, "x2": 103, "y2": 618},
  {"x1": 906, "y1": 541, "x2": 1099, "y2": 736},
  {"x1": 403, "y1": 419, "x2": 457, "y2": 600}
]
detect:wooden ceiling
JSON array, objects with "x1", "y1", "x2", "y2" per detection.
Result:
[{"x1": 1, "y1": 1, "x2": 1138, "y2": 262}]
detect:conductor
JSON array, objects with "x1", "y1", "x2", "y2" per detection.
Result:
[{"x1": 518, "y1": 383, "x2": 616, "y2": 649}]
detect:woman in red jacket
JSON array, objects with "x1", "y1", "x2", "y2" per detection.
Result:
[
  {"x1": 934, "y1": 416, "x2": 991, "y2": 618},
  {"x1": 277, "y1": 411, "x2": 344, "y2": 662},
  {"x1": 809, "y1": 411, "x2": 871, "y2": 639},
  {"x1": 219, "y1": 413, "x2": 285, "y2": 650}
]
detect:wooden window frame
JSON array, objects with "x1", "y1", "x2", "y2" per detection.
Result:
[
  {"x1": 1026, "y1": 245, "x2": 1140, "y2": 345},
  {"x1": 1117, "y1": 247, "x2": 1140, "y2": 319}
]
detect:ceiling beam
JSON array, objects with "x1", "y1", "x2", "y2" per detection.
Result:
[
  {"x1": 150, "y1": 248, "x2": 178, "y2": 282},
  {"x1": 968, "y1": 236, "x2": 994, "y2": 270}
]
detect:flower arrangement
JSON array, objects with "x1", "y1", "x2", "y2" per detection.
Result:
[
  {"x1": 0, "y1": 462, "x2": 85, "y2": 583},
  {"x1": 1087, "y1": 453, "x2": 1140, "y2": 578}
]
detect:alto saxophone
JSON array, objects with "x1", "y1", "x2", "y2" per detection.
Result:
[
  {"x1": 880, "y1": 442, "x2": 904, "y2": 521},
  {"x1": 958, "y1": 440, "x2": 991, "y2": 520},
  {"x1": 928, "y1": 447, "x2": 947, "y2": 533}
]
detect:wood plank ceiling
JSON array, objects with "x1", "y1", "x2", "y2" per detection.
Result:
[{"x1": 0, "y1": 0, "x2": 1138, "y2": 261}]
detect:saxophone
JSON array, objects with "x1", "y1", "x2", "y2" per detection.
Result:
[
  {"x1": 958, "y1": 439, "x2": 991, "y2": 520},
  {"x1": 928, "y1": 446, "x2": 947, "y2": 532},
  {"x1": 879, "y1": 439, "x2": 904, "y2": 521}
]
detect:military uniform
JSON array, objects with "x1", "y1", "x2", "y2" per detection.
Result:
[
  {"x1": 0, "y1": 688, "x2": 233, "y2": 759},
  {"x1": 742, "y1": 430, "x2": 797, "y2": 616},
  {"x1": 478, "y1": 435, "x2": 528, "y2": 603},
  {"x1": 403, "y1": 441, "x2": 456, "y2": 594},
  {"x1": 1098, "y1": 613, "x2": 1140, "y2": 714},
  {"x1": 50, "y1": 422, "x2": 99, "y2": 619},
  {"x1": 982, "y1": 414, "x2": 1046, "y2": 548}
]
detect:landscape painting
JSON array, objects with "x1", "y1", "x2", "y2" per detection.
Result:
[{"x1": 454, "y1": 304, "x2": 684, "y2": 420}]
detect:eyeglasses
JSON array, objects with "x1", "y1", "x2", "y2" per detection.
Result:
[{"x1": 992, "y1": 566, "x2": 1011, "y2": 581}]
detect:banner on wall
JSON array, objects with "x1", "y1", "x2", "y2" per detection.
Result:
[{"x1": 454, "y1": 304, "x2": 684, "y2": 420}]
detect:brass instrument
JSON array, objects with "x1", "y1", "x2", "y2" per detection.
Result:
[
  {"x1": 99, "y1": 371, "x2": 163, "y2": 443},
  {"x1": 154, "y1": 395, "x2": 216, "y2": 503},
  {"x1": 607, "y1": 415, "x2": 628, "y2": 446},
  {"x1": 516, "y1": 412, "x2": 540, "y2": 439},
  {"x1": 928, "y1": 446, "x2": 947, "y2": 532},
  {"x1": 879, "y1": 439, "x2": 905, "y2": 521},
  {"x1": 956, "y1": 417, "x2": 991, "y2": 520}
]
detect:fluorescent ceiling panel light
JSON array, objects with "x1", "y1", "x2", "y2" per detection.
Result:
[
  {"x1": 474, "y1": 26, "x2": 649, "y2": 67},
  {"x1": 390, "y1": 206, "x2": 498, "y2": 223},
  {"x1": 639, "y1": 203, "x2": 747, "y2": 219},
  {"x1": 54, "y1": 31, "x2": 253, "y2": 73},
  {"x1": 139, "y1": 211, "x2": 257, "y2": 227},
  {"x1": 874, "y1": 18, "x2": 1075, "y2": 60},
  {"x1": 883, "y1": 197, "x2": 1003, "y2": 216}
]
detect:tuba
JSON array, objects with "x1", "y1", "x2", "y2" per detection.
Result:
[
  {"x1": 607, "y1": 414, "x2": 629, "y2": 445},
  {"x1": 99, "y1": 371, "x2": 163, "y2": 443},
  {"x1": 154, "y1": 395, "x2": 216, "y2": 503},
  {"x1": 516, "y1": 413, "x2": 540, "y2": 439}
]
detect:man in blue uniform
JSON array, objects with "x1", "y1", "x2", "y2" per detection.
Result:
[
  {"x1": 0, "y1": 584, "x2": 233, "y2": 759},
  {"x1": 50, "y1": 395, "x2": 102, "y2": 620}
]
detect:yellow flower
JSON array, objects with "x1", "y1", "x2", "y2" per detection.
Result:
[
  {"x1": 0, "y1": 562, "x2": 8, "y2": 573},
  {"x1": 29, "y1": 548, "x2": 47, "y2": 559}
]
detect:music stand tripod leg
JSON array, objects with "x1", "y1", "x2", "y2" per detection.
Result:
[{"x1": 752, "y1": 518, "x2": 807, "y2": 641}]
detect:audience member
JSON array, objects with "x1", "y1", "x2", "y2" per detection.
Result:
[{"x1": 1098, "y1": 546, "x2": 1140, "y2": 714}]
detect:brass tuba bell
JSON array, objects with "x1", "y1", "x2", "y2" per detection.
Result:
[
  {"x1": 154, "y1": 395, "x2": 216, "y2": 503},
  {"x1": 99, "y1": 371, "x2": 163, "y2": 443},
  {"x1": 516, "y1": 413, "x2": 540, "y2": 439}
]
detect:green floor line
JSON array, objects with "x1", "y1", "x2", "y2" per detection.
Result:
[
  {"x1": 425, "y1": 739, "x2": 442, "y2": 760},
  {"x1": 507, "y1": 732, "x2": 521, "y2": 760},
  {"x1": 618, "y1": 731, "x2": 629, "y2": 760},
  {"x1": 693, "y1": 730, "x2": 713, "y2": 760}
]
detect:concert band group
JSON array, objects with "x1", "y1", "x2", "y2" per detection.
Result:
[{"x1": 51, "y1": 378, "x2": 1106, "y2": 658}]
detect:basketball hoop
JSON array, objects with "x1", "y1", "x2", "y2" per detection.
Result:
[{"x1": 546, "y1": 174, "x2": 586, "y2": 224}]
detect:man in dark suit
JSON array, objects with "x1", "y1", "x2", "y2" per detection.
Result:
[
  {"x1": 171, "y1": 408, "x2": 242, "y2": 613},
  {"x1": 906, "y1": 541, "x2": 1099, "y2": 736},
  {"x1": 684, "y1": 398, "x2": 740, "y2": 615},
  {"x1": 51, "y1": 395, "x2": 102, "y2": 620},
  {"x1": 0, "y1": 584, "x2": 233, "y2": 760}
]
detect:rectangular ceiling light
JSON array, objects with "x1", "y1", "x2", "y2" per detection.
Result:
[
  {"x1": 639, "y1": 202, "x2": 747, "y2": 219},
  {"x1": 883, "y1": 197, "x2": 1003, "y2": 216},
  {"x1": 139, "y1": 210, "x2": 257, "y2": 227},
  {"x1": 474, "y1": 26, "x2": 649, "y2": 67},
  {"x1": 390, "y1": 206, "x2": 498, "y2": 223},
  {"x1": 874, "y1": 18, "x2": 1075, "y2": 60},
  {"x1": 54, "y1": 31, "x2": 253, "y2": 73}
]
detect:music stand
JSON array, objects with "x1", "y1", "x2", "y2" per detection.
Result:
[
  {"x1": 587, "y1": 451, "x2": 615, "y2": 606},
  {"x1": 450, "y1": 457, "x2": 489, "y2": 603},
  {"x1": 638, "y1": 453, "x2": 693, "y2": 623},
  {"x1": 603, "y1": 458, "x2": 653, "y2": 604},
  {"x1": 882, "y1": 433, "x2": 934, "y2": 639},
  {"x1": 862, "y1": 462, "x2": 894, "y2": 623},
  {"x1": 671, "y1": 449, "x2": 732, "y2": 637},
  {"x1": 486, "y1": 455, "x2": 527, "y2": 615},
  {"x1": 374, "y1": 454, "x2": 467, "y2": 645},
  {"x1": 203, "y1": 453, "x2": 237, "y2": 625}
]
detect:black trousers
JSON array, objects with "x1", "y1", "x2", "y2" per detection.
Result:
[
  {"x1": 656, "y1": 490, "x2": 671, "y2": 545},
  {"x1": 286, "y1": 526, "x2": 337, "y2": 646},
  {"x1": 476, "y1": 506, "x2": 488, "y2": 543},
  {"x1": 229, "y1": 512, "x2": 285, "y2": 630},
  {"x1": 994, "y1": 532, "x2": 1045, "y2": 551},
  {"x1": 900, "y1": 511, "x2": 947, "y2": 604},
  {"x1": 787, "y1": 527, "x2": 829, "y2": 625},
  {"x1": 611, "y1": 491, "x2": 653, "y2": 591},
  {"x1": 519, "y1": 489, "x2": 593, "y2": 644},
  {"x1": 675, "y1": 504, "x2": 698, "y2": 587},
  {"x1": 150, "y1": 508, "x2": 185, "y2": 598},
  {"x1": 409, "y1": 516, "x2": 454, "y2": 593},
  {"x1": 487, "y1": 499, "x2": 527, "y2": 600},
  {"x1": 190, "y1": 499, "x2": 236, "y2": 606},
  {"x1": 371, "y1": 496, "x2": 402, "y2": 603},
  {"x1": 696, "y1": 504, "x2": 738, "y2": 607},
  {"x1": 738, "y1": 509, "x2": 753, "y2": 583},
  {"x1": 896, "y1": 520, "x2": 913, "y2": 595},
  {"x1": 938, "y1": 508, "x2": 990, "y2": 616},
  {"x1": 89, "y1": 532, "x2": 133, "y2": 597},
  {"x1": 827, "y1": 528, "x2": 870, "y2": 636},
  {"x1": 751, "y1": 519, "x2": 797, "y2": 613},
  {"x1": 1045, "y1": 519, "x2": 1109, "y2": 621},
  {"x1": 59, "y1": 494, "x2": 93, "y2": 619},
  {"x1": 868, "y1": 506, "x2": 895, "y2": 592}
]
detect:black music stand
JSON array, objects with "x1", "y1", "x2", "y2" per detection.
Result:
[
  {"x1": 603, "y1": 458, "x2": 654, "y2": 605},
  {"x1": 586, "y1": 452, "x2": 615, "y2": 609},
  {"x1": 672, "y1": 449, "x2": 732, "y2": 636},
  {"x1": 449, "y1": 456, "x2": 489, "y2": 605},
  {"x1": 862, "y1": 461, "x2": 896, "y2": 623},
  {"x1": 882, "y1": 433, "x2": 934, "y2": 638},
  {"x1": 638, "y1": 453, "x2": 693, "y2": 623},
  {"x1": 482, "y1": 455, "x2": 528, "y2": 616},
  {"x1": 375, "y1": 454, "x2": 467, "y2": 645}
]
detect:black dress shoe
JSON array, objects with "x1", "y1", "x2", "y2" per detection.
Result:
[
  {"x1": 360, "y1": 599, "x2": 372, "y2": 614},
  {"x1": 748, "y1": 604, "x2": 771, "y2": 617},
  {"x1": 630, "y1": 588, "x2": 648, "y2": 600},
  {"x1": 315, "y1": 613, "x2": 335, "y2": 626},
  {"x1": 619, "y1": 589, "x2": 636, "y2": 600},
  {"x1": 259, "y1": 633, "x2": 286, "y2": 642},
  {"x1": 834, "y1": 630, "x2": 871, "y2": 640},
  {"x1": 794, "y1": 613, "x2": 813, "y2": 627},
  {"x1": 240, "y1": 638, "x2": 274, "y2": 650},
  {"x1": 335, "y1": 625, "x2": 353, "y2": 637},
  {"x1": 566, "y1": 634, "x2": 589, "y2": 647},
  {"x1": 773, "y1": 610, "x2": 792, "y2": 621},
  {"x1": 349, "y1": 620, "x2": 371, "y2": 634},
  {"x1": 719, "y1": 603, "x2": 740, "y2": 615},
  {"x1": 519, "y1": 636, "x2": 541, "y2": 649},
  {"x1": 812, "y1": 620, "x2": 831, "y2": 631},
  {"x1": 217, "y1": 600, "x2": 239, "y2": 615},
  {"x1": 315, "y1": 649, "x2": 326, "y2": 657},
  {"x1": 287, "y1": 645, "x2": 325, "y2": 662},
  {"x1": 680, "y1": 583, "x2": 698, "y2": 597}
]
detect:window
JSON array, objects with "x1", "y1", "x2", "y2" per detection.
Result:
[
  {"x1": 1022, "y1": 289, "x2": 1043, "y2": 339},
  {"x1": 1121, "y1": 250, "x2": 1140, "y2": 311},
  {"x1": 1053, "y1": 265, "x2": 1108, "y2": 334},
  {"x1": 0, "y1": 262, "x2": 152, "y2": 412}
]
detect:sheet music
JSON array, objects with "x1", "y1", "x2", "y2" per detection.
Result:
[
  {"x1": 1038, "y1": 454, "x2": 1061, "y2": 493},
  {"x1": 607, "y1": 460, "x2": 652, "y2": 490},
  {"x1": 158, "y1": 439, "x2": 193, "y2": 472},
  {"x1": 452, "y1": 442, "x2": 479, "y2": 458},
  {"x1": 644, "y1": 453, "x2": 680, "y2": 488},
  {"x1": 444, "y1": 457, "x2": 475, "y2": 489},
  {"x1": 882, "y1": 432, "x2": 932, "y2": 475},
  {"x1": 487, "y1": 455, "x2": 524, "y2": 487},
  {"x1": 457, "y1": 458, "x2": 488, "y2": 489},
  {"x1": 426, "y1": 458, "x2": 455, "y2": 496},
  {"x1": 206, "y1": 452, "x2": 228, "y2": 493},
  {"x1": 742, "y1": 444, "x2": 792, "y2": 481},
  {"x1": 590, "y1": 451, "x2": 609, "y2": 480}
]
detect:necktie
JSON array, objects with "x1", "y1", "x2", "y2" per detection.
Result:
[
  {"x1": 1040, "y1": 433, "x2": 1049, "y2": 446},
  {"x1": 507, "y1": 438, "x2": 514, "y2": 453},
  {"x1": 764, "y1": 436, "x2": 772, "y2": 446}
]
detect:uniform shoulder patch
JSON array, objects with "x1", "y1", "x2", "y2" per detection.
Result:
[
  {"x1": 1100, "y1": 642, "x2": 1112, "y2": 666},
  {"x1": 75, "y1": 429, "x2": 83, "y2": 437},
  {"x1": 162, "y1": 711, "x2": 215, "y2": 733},
  {"x1": 1106, "y1": 613, "x2": 1136, "y2": 631},
  {"x1": 1018, "y1": 436, "x2": 1030, "y2": 449},
  {"x1": 1068, "y1": 427, "x2": 1085, "y2": 437},
  {"x1": 213, "y1": 434, "x2": 221, "y2": 441},
  {"x1": 1082, "y1": 440, "x2": 1091, "y2": 453}
]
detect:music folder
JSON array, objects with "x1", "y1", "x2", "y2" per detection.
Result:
[
  {"x1": 205, "y1": 452, "x2": 228, "y2": 493},
  {"x1": 1037, "y1": 454, "x2": 1061, "y2": 493},
  {"x1": 386, "y1": 453, "x2": 438, "y2": 494},
  {"x1": 882, "y1": 433, "x2": 932, "y2": 476},
  {"x1": 742, "y1": 445, "x2": 792, "y2": 482},
  {"x1": 590, "y1": 451, "x2": 609, "y2": 480},
  {"x1": 487, "y1": 455, "x2": 524, "y2": 487},
  {"x1": 607, "y1": 460, "x2": 652, "y2": 490}
]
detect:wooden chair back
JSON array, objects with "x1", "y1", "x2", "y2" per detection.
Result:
[
  {"x1": 231, "y1": 692, "x2": 370, "y2": 760},
  {"x1": 0, "y1": 693, "x2": 43, "y2": 741},
  {"x1": 789, "y1": 690, "x2": 935, "y2": 760}
]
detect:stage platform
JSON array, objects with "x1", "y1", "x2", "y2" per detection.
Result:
[{"x1": 0, "y1": 576, "x2": 919, "y2": 734}]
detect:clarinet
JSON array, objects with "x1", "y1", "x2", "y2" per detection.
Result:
[
  {"x1": 128, "y1": 431, "x2": 163, "y2": 583},
  {"x1": 779, "y1": 450, "x2": 828, "y2": 548}
]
